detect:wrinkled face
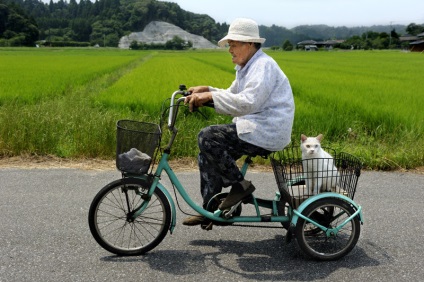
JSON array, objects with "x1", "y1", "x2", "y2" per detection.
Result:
[{"x1": 228, "y1": 40, "x2": 256, "y2": 67}]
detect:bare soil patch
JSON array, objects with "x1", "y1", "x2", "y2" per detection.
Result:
[{"x1": 0, "y1": 155, "x2": 422, "y2": 174}]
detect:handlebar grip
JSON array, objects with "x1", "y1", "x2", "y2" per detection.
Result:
[
  {"x1": 203, "y1": 102, "x2": 215, "y2": 108},
  {"x1": 191, "y1": 102, "x2": 214, "y2": 115}
]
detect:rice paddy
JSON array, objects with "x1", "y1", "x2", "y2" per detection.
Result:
[{"x1": 0, "y1": 47, "x2": 422, "y2": 169}]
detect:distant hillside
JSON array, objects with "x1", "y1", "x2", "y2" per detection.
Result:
[
  {"x1": 262, "y1": 24, "x2": 407, "y2": 46},
  {"x1": 4, "y1": 0, "x2": 228, "y2": 47},
  {"x1": 292, "y1": 24, "x2": 407, "y2": 40},
  {"x1": 2, "y1": 0, "x2": 411, "y2": 47}
]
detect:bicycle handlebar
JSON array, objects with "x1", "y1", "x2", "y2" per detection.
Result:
[
  {"x1": 167, "y1": 86, "x2": 214, "y2": 128},
  {"x1": 167, "y1": 92, "x2": 186, "y2": 128},
  {"x1": 164, "y1": 86, "x2": 215, "y2": 152}
]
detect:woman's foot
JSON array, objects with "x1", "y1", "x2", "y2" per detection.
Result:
[
  {"x1": 182, "y1": 215, "x2": 206, "y2": 226},
  {"x1": 218, "y1": 182, "x2": 255, "y2": 210}
]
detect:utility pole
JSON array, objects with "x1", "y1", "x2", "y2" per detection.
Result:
[{"x1": 389, "y1": 21, "x2": 393, "y2": 47}]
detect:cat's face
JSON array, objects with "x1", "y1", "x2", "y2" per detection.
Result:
[{"x1": 301, "y1": 134, "x2": 323, "y2": 155}]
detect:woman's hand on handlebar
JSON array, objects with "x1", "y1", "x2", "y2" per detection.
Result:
[
  {"x1": 184, "y1": 92, "x2": 213, "y2": 112},
  {"x1": 188, "y1": 86, "x2": 209, "y2": 94}
]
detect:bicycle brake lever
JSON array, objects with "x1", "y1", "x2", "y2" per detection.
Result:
[{"x1": 193, "y1": 101, "x2": 215, "y2": 119}]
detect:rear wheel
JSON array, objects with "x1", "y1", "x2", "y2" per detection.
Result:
[
  {"x1": 88, "y1": 178, "x2": 171, "y2": 256},
  {"x1": 295, "y1": 198, "x2": 360, "y2": 261}
]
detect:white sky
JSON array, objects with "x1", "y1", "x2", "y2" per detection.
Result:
[{"x1": 161, "y1": 0, "x2": 424, "y2": 28}]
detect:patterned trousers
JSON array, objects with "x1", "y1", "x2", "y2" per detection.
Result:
[{"x1": 197, "y1": 123, "x2": 271, "y2": 208}]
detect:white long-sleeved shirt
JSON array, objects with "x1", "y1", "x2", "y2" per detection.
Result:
[{"x1": 210, "y1": 49, "x2": 295, "y2": 151}]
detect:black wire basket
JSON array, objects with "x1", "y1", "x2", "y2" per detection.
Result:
[
  {"x1": 271, "y1": 146, "x2": 362, "y2": 208},
  {"x1": 116, "y1": 120, "x2": 161, "y2": 174}
]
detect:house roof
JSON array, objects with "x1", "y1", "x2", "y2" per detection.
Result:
[
  {"x1": 298, "y1": 39, "x2": 344, "y2": 45},
  {"x1": 316, "y1": 40, "x2": 345, "y2": 45},
  {"x1": 410, "y1": 40, "x2": 424, "y2": 45},
  {"x1": 416, "y1": 32, "x2": 424, "y2": 37},
  {"x1": 400, "y1": 35, "x2": 419, "y2": 41},
  {"x1": 297, "y1": 40, "x2": 317, "y2": 45}
]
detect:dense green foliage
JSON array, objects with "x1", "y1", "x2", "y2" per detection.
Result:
[
  {"x1": 129, "y1": 35, "x2": 193, "y2": 50},
  {"x1": 340, "y1": 30, "x2": 403, "y2": 50},
  {"x1": 2, "y1": 0, "x2": 421, "y2": 48},
  {"x1": 0, "y1": 0, "x2": 39, "y2": 46},
  {"x1": 405, "y1": 23, "x2": 424, "y2": 35},
  {"x1": 2, "y1": 0, "x2": 228, "y2": 47},
  {"x1": 0, "y1": 48, "x2": 423, "y2": 170}
]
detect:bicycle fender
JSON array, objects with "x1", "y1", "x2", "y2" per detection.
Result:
[
  {"x1": 290, "y1": 192, "x2": 363, "y2": 226},
  {"x1": 121, "y1": 177, "x2": 176, "y2": 234},
  {"x1": 156, "y1": 182, "x2": 177, "y2": 234}
]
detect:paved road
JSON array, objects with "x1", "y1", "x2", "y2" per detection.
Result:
[{"x1": 1, "y1": 168, "x2": 423, "y2": 282}]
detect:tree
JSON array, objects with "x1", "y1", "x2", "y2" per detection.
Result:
[
  {"x1": 341, "y1": 35, "x2": 363, "y2": 50},
  {"x1": 406, "y1": 23, "x2": 424, "y2": 35},
  {"x1": 0, "y1": 1, "x2": 39, "y2": 46},
  {"x1": 70, "y1": 18, "x2": 91, "y2": 41},
  {"x1": 389, "y1": 29, "x2": 400, "y2": 48},
  {"x1": 165, "y1": 35, "x2": 191, "y2": 50},
  {"x1": 390, "y1": 29, "x2": 399, "y2": 40},
  {"x1": 90, "y1": 19, "x2": 123, "y2": 46},
  {"x1": 0, "y1": 3, "x2": 8, "y2": 34},
  {"x1": 129, "y1": 40, "x2": 140, "y2": 50},
  {"x1": 282, "y1": 39, "x2": 293, "y2": 51}
]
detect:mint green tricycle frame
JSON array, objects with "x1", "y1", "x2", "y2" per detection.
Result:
[
  {"x1": 91, "y1": 87, "x2": 364, "y2": 261},
  {"x1": 126, "y1": 89, "x2": 363, "y2": 242},
  {"x1": 127, "y1": 150, "x2": 363, "y2": 235}
]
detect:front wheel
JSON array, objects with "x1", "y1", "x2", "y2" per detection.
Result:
[
  {"x1": 295, "y1": 198, "x2": 360, "y2": 261},
  {"x1": 88, "y1": 178, "x2": 171, "y2": 256}
]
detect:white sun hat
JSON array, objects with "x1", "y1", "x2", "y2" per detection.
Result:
[{"x1": 218, "y1": 18, "x2": 266, "y2": 47}]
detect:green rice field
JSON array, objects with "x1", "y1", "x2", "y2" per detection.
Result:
[{"x1": 0, "y1": 48, "x2": 423, "y2": 170}]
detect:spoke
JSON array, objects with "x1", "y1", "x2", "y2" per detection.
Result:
[
  {"x1": 100, "y1": 220, "x2": 127, "y2": 241},
  {"x1": 101, "y1": 197, "x2": 125, "y2": 214},
  {"x1": 96, "y1": 208, "x2": 126, "y2": 220},
  {"x1": 135, "y1": 219, "x2": 159, "y2": 241}
]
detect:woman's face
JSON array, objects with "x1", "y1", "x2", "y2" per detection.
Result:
[{"x1": 228, "y1": 40, "x2": 256, "y2": 67}]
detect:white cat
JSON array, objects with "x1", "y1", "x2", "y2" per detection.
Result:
[{"x1": 300, "y1": 134, "x2": 339, "y2": 195}]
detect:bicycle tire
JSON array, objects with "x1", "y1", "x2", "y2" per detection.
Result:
[
  {"x1": 295, "y1": 198, "x2": 360, "y2": 261},
  {"x1": 88, "y1": 178, "x2": 171, "y2": 256}
]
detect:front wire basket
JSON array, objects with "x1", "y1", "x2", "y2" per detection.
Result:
[
  {"x1": 116, "y1": 120, "x2": 161, "y2": 175},
  {"x1": 271, "y1": 146, "x2": 362, "y2": 208}
]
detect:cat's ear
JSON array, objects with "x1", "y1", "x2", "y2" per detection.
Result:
[
  {"x1": 301, "y1": 134, "x2": 307, "y2": 142},
  {"x1": 316, "y1": 134, "x2": 323, "y2": 141}
]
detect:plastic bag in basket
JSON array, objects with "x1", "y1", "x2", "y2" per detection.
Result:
[{"x1": 117, "y1": 148, "x2": 151, "y2": 174}]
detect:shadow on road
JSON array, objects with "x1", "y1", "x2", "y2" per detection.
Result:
[{"x1": 100, "y1": 235, "x2": 387, "y2": 281}]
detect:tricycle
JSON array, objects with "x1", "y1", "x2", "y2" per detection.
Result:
[{"x1": 88, "y1": 85, "x2": 363, "y2": 261}]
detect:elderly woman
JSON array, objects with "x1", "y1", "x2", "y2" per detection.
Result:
[{"x1": 184, "y1": 18, "x2": 295, "y2": 226}]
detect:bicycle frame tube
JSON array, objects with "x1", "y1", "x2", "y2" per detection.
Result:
[
  {"x1": 134, "y1": 152, "x2": 291, "y2": 225},
  {"x1": 131, "y1": 92, "x2": 291, "y2": 226},
  {"x1": 290, "y1": 192, "x2": 364, "y2": 230},
  {"x1": 293, "y1": 205, "x2": 362, "y2": 236}
]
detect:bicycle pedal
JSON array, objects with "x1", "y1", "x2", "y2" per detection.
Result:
[
  {"x1": 224, "y1": 201, "x2": 242, "y2": 217},
  {"x1": 222, "y1": 209, "x2": 234, "y2": 219}
]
